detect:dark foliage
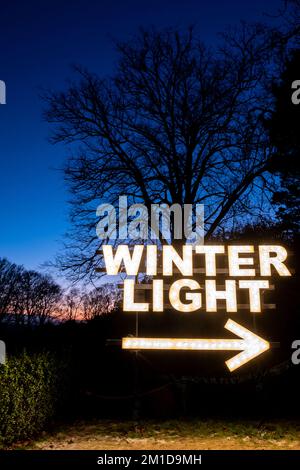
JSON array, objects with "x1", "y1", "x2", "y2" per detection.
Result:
[
  {"x1": 0, "y1": 351, "x2": 68, "y2": 445},
  {"x1": 266, "y1": 49, "x2": 300, "y2": 233}
]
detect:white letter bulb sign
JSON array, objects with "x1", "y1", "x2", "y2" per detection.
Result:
[{"x1": 100, "y1": 244, "x2": 292, "y2": 371}]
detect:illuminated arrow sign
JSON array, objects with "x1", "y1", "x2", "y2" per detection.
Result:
[{"x1": 122, "y1": 319, "x2": 270, "y2": 372}]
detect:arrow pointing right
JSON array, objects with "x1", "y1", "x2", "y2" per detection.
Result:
[
  {"x1": 224, "y1": 319, "x2": 270, "y2": 371},
  {"x1": 122, "y1": 319, "x2": 270, "y2": 372}
]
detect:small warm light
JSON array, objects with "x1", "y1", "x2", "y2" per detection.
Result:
[
  {"x1": 239, "y1": 280, "x2": 269, "y2": 312},
  {"x1": 169, "y1": 279, "x2": 202, "y2": 312},
  {"x1": 103, "y1": 245, "x2": 143, "y2": 275},
  {"x1": 195, "y1": 245, "x2": 225, "y2": 276},
  {"x1": 123, "y1": 279, "x2": 149, "y2": 311},
  {"x1": 163, "y1": 245, "x2": 193, "y2": 276},
  {"x1": 205, "y1": 280, "x2": 237, "y2": 312},
  {"x1": 228, "y1": 245, "x2": 255, "y2": 277},
  {"x1": 259, "y1": 245, "x2": 291, "y2": 277}
]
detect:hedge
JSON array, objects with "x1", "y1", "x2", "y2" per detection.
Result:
[{"x1": 0, "y1": 351, "x2": 65, "y2": 445}]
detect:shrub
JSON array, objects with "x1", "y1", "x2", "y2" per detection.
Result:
[{"x1": 0, "y1": 351, "x2": 65, "y2": 445}]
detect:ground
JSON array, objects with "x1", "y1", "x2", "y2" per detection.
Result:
[{"x1": 11, "y1": 420, "x2": 300, "y2": 450}]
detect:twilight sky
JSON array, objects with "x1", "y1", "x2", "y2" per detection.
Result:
[{"x1": 0, "y1": 0, "x2": 281, "y2": 272}]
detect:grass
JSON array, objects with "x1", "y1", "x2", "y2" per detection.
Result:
[{"x1": 7, "y1": 419, "x2": 300, "y2": 450}]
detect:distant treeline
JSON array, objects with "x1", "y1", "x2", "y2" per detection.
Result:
[{"x1": 0, "y1": 258, "x2": 119, "y2": 325}]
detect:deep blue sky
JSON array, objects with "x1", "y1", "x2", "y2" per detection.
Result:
[{"x1": 0, "y1": 0, "x2": 281, "y2": 272}]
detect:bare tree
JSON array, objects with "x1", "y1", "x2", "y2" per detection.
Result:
[
  {"x1": 44, "y1": 5, "x2": 299, "y2": 280},
  {"x1": 82, "y1": 285, "x2": 120, "y2": 320},
  {"x1": 61, "y1": 287, "x2": 82, "y2": 321},
  {"x1": 18, "y1": 270, "x2": 62, "y2": 325},
  {"x1": 0, "y1": 259, "x2": 62, "y2": 325},
  {"x1": 0, "y1": 258, "x2": 23, "y2": 323}
]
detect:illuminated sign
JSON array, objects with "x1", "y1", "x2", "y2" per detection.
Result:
[
  {"x1": 100, "y1": 244, "x2": 291, "y2": 371},
  {"x1": 122, "y1": 319, "x2": 270, "y2": 372}
]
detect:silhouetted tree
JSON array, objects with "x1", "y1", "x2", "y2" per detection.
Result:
[
  {"x1": 82, "y1": 285, "x2": 120, "y2": 320},
  {"x1": 0, "y1": 258, "x2": 24, "y2": 323},
  {"x1": 0, "y1": 259, "x2": 62, "y2": 325},
  {"x1": 15, "y1": 270, "x2": 62, "y2": 326},
  {"x1": 44, "y1": 3, "x2": 299, "y2": 279},
  {"x1": 62, "y1": 287, "x2": 82, "y2": 321},
  {"x1": 265, "y1": 49, "x2": 300, "y2": 234}
]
